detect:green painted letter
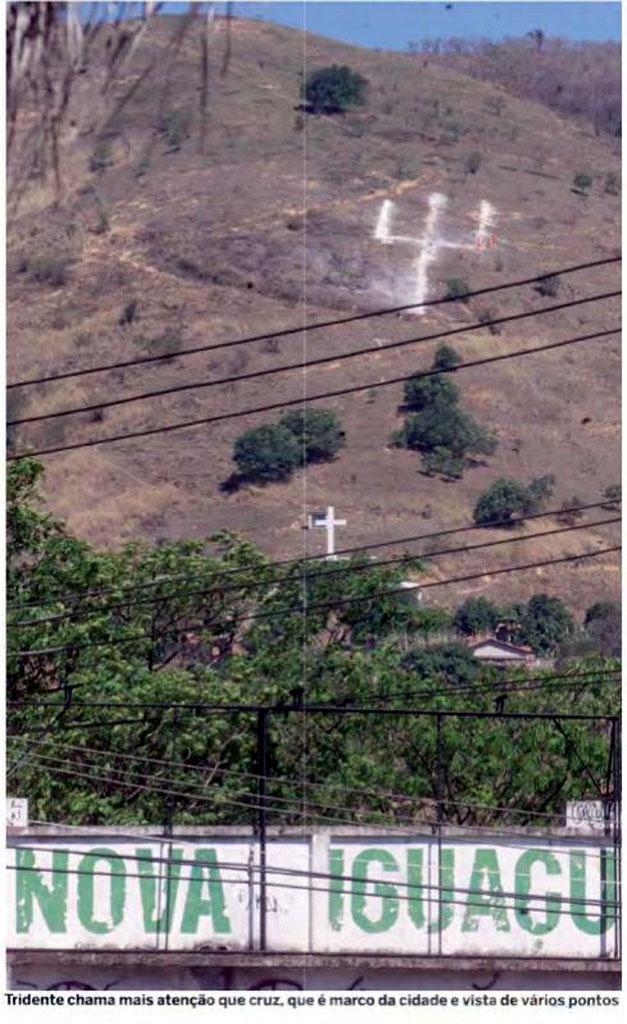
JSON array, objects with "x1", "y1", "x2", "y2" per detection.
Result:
[
  {"x1": 137, "y1": 847, "x2": 183, "y2": 934},
  {"x1": 16, "y1": 849, "x2": 68, "y2": 933},
  {"x1": 514, "y1": 849, "x2": 561, "y2": 935},
  {"x1": 570, "y1": 850, "x2": 616, "y2": 935},
  {"x1": 428, "y1": 848, "x2": 455, "y2": 934},
  {"x1": 407, "y1": 848, "x2": 425, "y2": 929},
  {"x1": 351, "y1": 849, "x2": 399, "y2": 933},
  {"x1": 77, "y1": 848, "x2": 126, "y2": 934},
  {"x1": 329, "y1": 848, "x2": 344, "y2": 932},
  {"x1": 181, "y1": 849, "x2": 230, "y2": 934},
  {"x1": 462, "y1": 848, "x2": 510, "y2": 933}
]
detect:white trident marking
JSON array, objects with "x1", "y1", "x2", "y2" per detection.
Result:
[{"x1": 374, "y1": 194, "x2": 498, "y2": 314}]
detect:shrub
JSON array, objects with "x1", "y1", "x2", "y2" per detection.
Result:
[
  {"x1": 604, "y1": 171, "x2": 620, "y2": 195},
  {"x1": 476, "y1": 306, "x2": 501, "y2": 335},
  {"x1": 88, "y1": 138, "x2": 113, "y2": 173},
  {"x1": 279, "y1": 408, "x2": 345, "y2": 463},
  {"x1": 119, "y1": 300, "x2": 139, "y2": 327},
  {"x1": 536, "y1": 273, "x2": 560, "y2": 298},
  {"x1": 233, "y1": 424, "x2": 302, "y2": 482},
  {"x1": 137, "y1": 328, "x2": 183, "y2": 360},
  {"x1": 573, "y1": 171, "x2": 593, "y2": 194},
  {"x1": 454, "y1": 597, "x2": 501, "y2": 637},
  {"x1": 302, "y1": 64, "x2": 368, "y2": 114},
  {"x1": 403, "y1": 373, "x2": 459, "y2": 410},
  {"x1": 603, "y1": 483, "x2": 621, "y2": 508},
  {"x1": 473, "y1": 478, "x2": 531, "y2": 526},
  {"x1": 464, "y1": 150, "x2": 482, "y2": 174},
  {"x1": 524, "y1": 474, "x2": 556, "y2": 513},
  {"x1": 445, "y1": 277, "x2": 470, "y2": 301},
  {"x1": 433, "y1": 344, "x2": 461, "y2": 370},
  {"x1": 421, "y1": 446, "x2": 464, "y2": 479},
  {"x1": 399, "y1": 404, "x2": 497, "y2": 460},
  {"x1": 159, "y1": 108, "x2": 192, "y2": 151},
  {"x1": 26, "y1": 254, "x2": 72, "y2": 287},
  {"x1": 472, "y1": 475, "x2": 554, "y2": 526}
]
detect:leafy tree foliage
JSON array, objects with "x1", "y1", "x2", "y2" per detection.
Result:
[
  {"x1": 453, "y1": 597, "x2": 501, "y2": 637},
  {"x1": 403, "y1": 373, "x2": 459, "y2": 410},
  {"x1": 473, "y1": 475, "x2": 555, "y2": 526},
  {"x1": 584, "y1": 601, "x2": 621, "y2": 658},
  {"x1": 233, "y1": 424, "x2": 301, "y2": 482},
  {"x1": 302, "y1": 64, "x2": 368, "y2": 114},
  {"x1": 7, "y1": 463, "x2": 618, "y2": 828},
  {"x1": 279, "y1": 408, "x2": 345, "y2": 463},
  {"x1": 518, "y1": 593, "x2": 576, "y2": 655},
  {"x1": 433, "y1": 344, "x2": 462, "y2": 370},
  {"x1": 399, "y1": 404, "x2": 497, "y2": 460},
  {"x1": 445, "y1": 277, "x2": 470, "y2": 300}
]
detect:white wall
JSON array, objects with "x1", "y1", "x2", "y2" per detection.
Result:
[{"x1": 8, "y1": 832, "x2": 617, "y2": 959}]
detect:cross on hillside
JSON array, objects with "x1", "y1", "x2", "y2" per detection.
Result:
[{"x1": 306, "y1": 506, "x2": 347, "y2": 560}]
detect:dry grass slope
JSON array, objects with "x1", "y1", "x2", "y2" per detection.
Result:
[{"x1": 7, "y1": 16, "x2": 620, "y2": 616}]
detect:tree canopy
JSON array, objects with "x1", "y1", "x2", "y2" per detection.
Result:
[
  {"x1": 7, "y1": 461, "x2": 618, "y2": 828},
  {"x1": 302, "y1": 64, "x2": 368, "y2": 114}
]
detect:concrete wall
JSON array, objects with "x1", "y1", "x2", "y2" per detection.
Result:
[
  {"x1": 8, "y1": 829, "x2": 618, "y2": 959},
  {"x1": 7, "y1": 963, "x2": 620, "y2": 992}
]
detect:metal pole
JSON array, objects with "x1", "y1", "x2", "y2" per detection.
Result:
[
  {"x1": 436, "y1": 712, "x2": 444, "y2": 956},
  {"x1": 612, "y1": 717, "x2": 622, "y2": 960},
  {"x1": 256, "y1": 708, "x2": 269, "y2": 951}
]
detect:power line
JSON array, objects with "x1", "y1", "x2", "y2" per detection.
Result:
[
  {"x1": 10, "y1": 860, "x2": 614, "y2": 918},
  {"x1": 10, "y1": 514, "x2": 620, "y2": 629},
  {"x1": 9, "y1": 545, "x2": 621, "y2": 658},
  {"x1": 8, "y1": 496, "x2": 618, "y2": 612},
  {"x1": 9, "y1": 294, "x2": 620, "y2": 427},
  {"x1": 8, "y1": 728, "x2": 617, "y2": 823},
  {"x1": 8, "y1": 322, "x2": 620, "y2": 460},
  {"x1": 9, "y1": 752, "x2": 618, "y2": 865},
  {"x1": 8, "y1": 256, "x2": 620, "y2": 390},
  {"x1": 8, "y1": 668, "x2": 621, "y2": 711}
]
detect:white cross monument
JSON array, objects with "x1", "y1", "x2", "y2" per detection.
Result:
[{"x1": 307, "y1": 506, "x2": 347, "y2": 561}]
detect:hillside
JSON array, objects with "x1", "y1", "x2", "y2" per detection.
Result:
[{"x1": 7, "y1": 14, "x2": 621, "y2": 618}]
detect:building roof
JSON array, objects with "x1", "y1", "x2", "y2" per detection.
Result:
[{"x1": 468, "y1": 636, "x2": 535, "y2": 657}]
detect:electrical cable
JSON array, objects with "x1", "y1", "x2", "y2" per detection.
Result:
[
  {"x1": 8, "y1": 255, "x2": 619, "y2": 390},
  {"x1": 8, "y1": 754, "x2": 618, "y2": 866},
  {"x1": 8, "y1": 731, "x2": 617, "y2": 824},
  {"x1": 9, "y1": 514, "x2": 619, "y2": 629},
  {"x1": 8, "y1": 322, "x2": 620, "y2": 460},
  {"x1": 8, "y1": 496, "x2": 618, "y2": 612},
  {"x1": 9, "y1": 298, "x2": 620, "y2": 427},
  {"x1": 10, "y1": 544, "x2": 621, "y2": 658}
]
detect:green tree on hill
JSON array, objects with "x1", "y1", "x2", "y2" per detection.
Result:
[
  {"x1": 302, "y1": 64, "x2": 368, "y2": 114},
  {"x1": 233, "y1": 424, "x2": 301, "y2": 482},
  {"x1": 454, "y1": 597, "x2": 501, "y2": 637},
  {"x1": 403, "y1": 373, "x2": 460, "y2": 410},
  {"x1": 473, "y1": 475, "x2": 555, "y2": 526},
  {"x1": 519, "y1": 594, "x2": 576, "y2": 655},
  {"x1": 433, "y1": 344, "x2": 462, "y2": 370},
  {"x1": 279, "y1": 408, "x2": 345, "y2": 463}
]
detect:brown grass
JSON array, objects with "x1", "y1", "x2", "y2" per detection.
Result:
[{"x1": 7, "y1": 16, "x2": 620, "y2": 618}]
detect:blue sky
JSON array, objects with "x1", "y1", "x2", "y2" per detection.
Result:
[{"x1": 217, "y1": 2, "x2": 620, "y2": 47}]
